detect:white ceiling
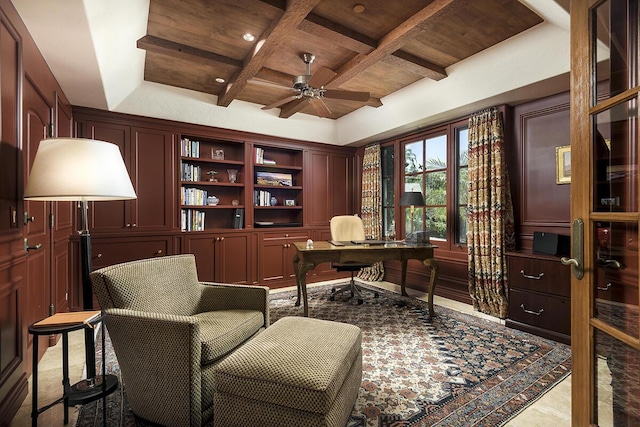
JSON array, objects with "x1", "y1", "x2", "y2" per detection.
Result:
[{"x1": 12, "y1": 0, "x2": 571, "y2": 146}]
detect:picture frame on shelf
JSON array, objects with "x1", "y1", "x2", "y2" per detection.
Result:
[
  {"x1": 285, "y1": 199, "x2": 296, "y2": 206},
  {"x1": 212, "y1": 149, "x2": 225, "y2": 160},
  {"x1": 555, "y1": 145, "x2": 571, "y2": 184},
  {"x1": 256, "y1": 171, "x2": 293, "y2": 186}
]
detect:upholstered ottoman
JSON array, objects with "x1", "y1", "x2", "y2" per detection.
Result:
[{"x1": 213, "y1": 316, "x2": 362, "y2": 427}]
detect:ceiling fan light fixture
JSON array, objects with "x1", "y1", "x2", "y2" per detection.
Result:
[{"x1": 242, "y1": 33, "x2": 255, "y2": 42}]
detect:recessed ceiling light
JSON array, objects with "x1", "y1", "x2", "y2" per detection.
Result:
[
  {"x1": 243, "y1": 33, "x2": 255, "y2": 42},
  {"x1": 215, "y1": 77, "x2": 225, "y2": 83},
  {"x1": 353, "y1": 4, "x2": 365, "y2": 13}
]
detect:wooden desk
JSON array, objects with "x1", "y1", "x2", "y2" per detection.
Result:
[{"x1": 292, "y1": 241, "x2": 439, "y2": 317}]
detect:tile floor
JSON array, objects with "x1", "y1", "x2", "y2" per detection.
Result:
[{"x1": 8, "y1": 280, "x2": 572, "y2": 427}]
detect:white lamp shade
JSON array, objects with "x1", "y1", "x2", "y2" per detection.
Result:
[{"x1": 24, "y1": 138, "x2": 137, "y2": 201}]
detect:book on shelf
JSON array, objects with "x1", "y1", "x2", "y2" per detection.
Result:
[
  {"x1": 33, "y1": 310, "x2": 101, "y2": 328},
  {"x1": 181, "y1": 138, "x2": 200, "y2": 158},
  {"x1": 254, "y1": 147, "x2": 264, "y2": 164}
]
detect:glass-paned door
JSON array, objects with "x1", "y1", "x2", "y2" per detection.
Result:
[{"x1": 570, "y1": 0, "x2": 640, "y2": 425}]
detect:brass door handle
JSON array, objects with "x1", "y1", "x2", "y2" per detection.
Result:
[
  {"x1": 560, "y1": 218, "x2": 584, "y2": 280},
  {"x1": 24, "y1": 238, "x2": 42, "y2": 251},
  {"x1": 596, "y1": 258, "x2": 623, "y2": 269}
]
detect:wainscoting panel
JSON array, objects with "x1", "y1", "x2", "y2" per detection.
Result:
[{"x1": 513, "y1": 91, "x2": 571, "y2": 249}]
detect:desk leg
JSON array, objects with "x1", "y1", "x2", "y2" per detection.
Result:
[
  {"x1": 62, "y1": 332, "x2": 69, "y2": 424},
  {"x1": 293, "y1": 259, "x2": 315, "y2": 317},
  {"x1": 31, "y1": 335, "x2": 38, "y2": 427},
  {"x1": 293, "y1": 253, "x2": 301, "y2": 306},
  {"x1": 423, "y1": 258, "x2": 439, "y2": 319},
  {"x1": 400, "y1": 259, "x2": 409, "y2": 297}
]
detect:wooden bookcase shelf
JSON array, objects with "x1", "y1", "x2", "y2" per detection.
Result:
[
  {"x1": 253, "y1": 144, "x2": 304, "y2": 227},
  {"x1": 180, "y1": 135, "x2": 246, "y2": 231}
]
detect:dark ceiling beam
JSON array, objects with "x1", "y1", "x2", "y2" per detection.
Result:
[
  {"x1": 382, "y1": 52, "x2": 446, "y2": 80},
  {"x1": 299, "y1": 13, "x2": 446, "y2": 80},
  {"x1": 327, "y1": 0, "x2": 456, "y2": 89},
  {"x1": 259, "y1": 0, "x2": 447, "y2": 81},
  {"x1": 136, "y1": 35, "x2": 243, "y2": 68},
  {"x1": 217, "y1": 0, "x2": 322, "y2": 107}
]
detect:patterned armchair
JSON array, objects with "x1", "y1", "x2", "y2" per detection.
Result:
[{"x1": 89, "y1": 254, "x2": 269, "y2": 427}]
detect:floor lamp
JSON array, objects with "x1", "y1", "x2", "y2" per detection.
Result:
[
  {"x1": 24, "y1": 137, "x2": 136, "y2": 392},
  {"x1": 399, "y1": 191, "x2": 425, "y2": 237}
]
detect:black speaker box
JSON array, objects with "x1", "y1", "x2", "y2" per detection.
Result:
[
  {"x1": 532, "y1": 231, "x2": 570, "y2": 257},
  {"x1": 232, "y1": 208, "x2": 244, "y2": 229}
]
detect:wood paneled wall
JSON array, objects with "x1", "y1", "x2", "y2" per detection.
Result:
[{"x1": 512, "y1": 91, "x2": 571, "y2": 249}]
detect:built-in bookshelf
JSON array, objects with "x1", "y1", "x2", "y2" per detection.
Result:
[
  {"x1": 253, "y1": 144, "x2": 303, "y2": 227},
  {"x1": 180, "y1": 136, "x2": 245, "y2": 231}
]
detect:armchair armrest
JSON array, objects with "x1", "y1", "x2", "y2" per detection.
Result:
[
  {"x1": 197, "y1": 283, "x2": 270, "y2": 327},
  {"x1": 102, "y1": 308, "x2": 203, "y2": 426}
]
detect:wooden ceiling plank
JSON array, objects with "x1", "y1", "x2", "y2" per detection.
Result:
[
  {"x1": 328, "y1": 0, "x2": 456, "y2": 88},
  {"x1": 137, "y1": 35, "x2": 243, "y2": 68},
  {"x1": 217, "y1": 0, "x2": 322, "y2": 107},
  {"x1": 299, "y1": 14, "x2": 376, "y2": 55}
]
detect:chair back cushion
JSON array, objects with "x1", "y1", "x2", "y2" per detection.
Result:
[
  {"x1": 90, "y1": 254, "x2": 201, "y2": 315},
  {"x1": 330, "y1": 215, "x2": 366, "y2": 241}
]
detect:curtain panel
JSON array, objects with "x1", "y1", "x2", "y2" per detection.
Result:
[
  {"x1": 466, "y1": 107, "x2": 515, "y2": 318},
  {"x1": 358, "y1": 144, "x2": 384, "y2": 281}
]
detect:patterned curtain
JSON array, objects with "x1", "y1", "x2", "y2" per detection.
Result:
[
  {"x1": 467, "y1": 107, "x2": 515, "y2": 318},
  {"x1": 358, "y1": 144, "x2": 384, "y2": 281}
]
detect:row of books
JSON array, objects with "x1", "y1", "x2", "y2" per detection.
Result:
[
  {"x1": 181, "y1": 138, "x2": 200, "y2": 158},
  {"x1": 254, "y1": 190, "x2": 274, "y2": 206},
  {"x1": 181, "y1": 209, "x2": 205, "y2": 231},
  {"x1": 182, "y1": 187, "x2": 208, "y2": 206},
  {"x1": 254, "y1": 147, "x2": 276, "y2": 165},
  {"x1": 181, "y1": 162, "x2": 202, "y2": 181}
]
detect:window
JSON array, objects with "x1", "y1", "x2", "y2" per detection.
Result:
[
  {"x1": 404, "y1": 132, "x2": 447, "y2": 240},
  {"x1": 456, "y1": 126, "x2": 469, "y2": 244},
  {"x1": 396, "y1": 120, "x2": 470, "y2": 249},
  {"x1": 381, "y1": 145, "x2": 395, "y2": 239}
]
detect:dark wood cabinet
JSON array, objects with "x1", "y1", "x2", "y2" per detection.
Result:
[
  {"x1": 257, "y1": 230, "x2": 310, "y2": 286},
  {"x1": 506, "y1": 251, "x2": 571, "y2": 344},
  {"x1": 305, "y1": 150, "x2": 353, "y2": 227},
  {"x1": 183, "y1": 232, "x2": 254, "y2": 284},
  {"x1": 71, "y1": 236, "x2": 173, "y2": 310},
  {"x1": 80, "y1": 121, "x2": 175, "y2": 233}
]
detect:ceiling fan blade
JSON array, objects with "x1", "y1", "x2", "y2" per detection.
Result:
[
  {"x1": 279, "y1": 98, "x2": 308, "y2": 118},
  {"x1": 308, "y1": 66, "x2": 337, "y2": 88},
  {"x1": 310, "y1": 98, "x2": 332, "y2": 118},
  {"x1": 262, "y1": 95, "x2": 300, "y2": 110},
  {"x1": 322, "y1": 89, "x2": 371, "y2": 102}
]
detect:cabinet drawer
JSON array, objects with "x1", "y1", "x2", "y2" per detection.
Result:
[
  {"x1": 261, "y1": 231, "x2": 309, "y2": 241},
  {"x1": 508, "y1": 256, "x2": 570, "y2": 297},
  {"x1": 92, "y1": 238, "x2": 169, "y2": 270},
  {"x1": 508, "y1": 289, "x2": 571, "y2": 336}
]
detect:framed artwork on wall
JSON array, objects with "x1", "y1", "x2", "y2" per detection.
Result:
[{"x1": 556, "y1": 145, "x2": 571, "y2": 184}]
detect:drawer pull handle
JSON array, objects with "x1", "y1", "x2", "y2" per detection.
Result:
[
  {"x1": 597, "y1": 282, "x2": 612, "y2": 291},
  {"x1": 520, "y1": 304, "x2": 544, "y2": 316},
  {"x1": 520, "y1": 269, "x2": 544, "y2": 280}
]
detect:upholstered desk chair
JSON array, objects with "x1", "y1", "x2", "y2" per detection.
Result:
[
  {"x1": 89, "y1": 254, "x2": 269, "y2": 427},
  {"x1": 329, "y1": 215, "x2": 379, "y2": 304}
]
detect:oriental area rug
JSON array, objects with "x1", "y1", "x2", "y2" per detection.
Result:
[{"x1": 76, "y1": 282, "x2": 571, "y2": 427}]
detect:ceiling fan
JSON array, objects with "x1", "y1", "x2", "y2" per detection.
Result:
[{"x1": 260, "y1": 53, "x2": 371, "y2": 118}]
